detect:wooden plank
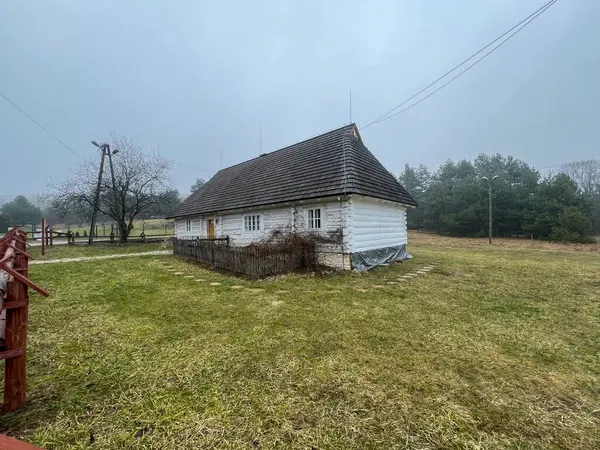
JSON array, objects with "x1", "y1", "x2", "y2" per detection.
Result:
[
  {"x1": 9, "y1": 245, "x2": 33, "y2": 260},
  {"x1": 0, "y1": 264, "x2": 48, "y2": 297},
  {"x1": 0, "y1": 348, "x2": 25, "y2": 360},
  {"x1": 3, "y1": 269, "x2": 28, "y2": 412},
  {"x1": 2, "y1": 300, "x2": 28, "y2": 311}
]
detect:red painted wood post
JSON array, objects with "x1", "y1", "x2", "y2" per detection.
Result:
[{"x1": 3, "y1": 233, "x2": 28, "y2": 412}]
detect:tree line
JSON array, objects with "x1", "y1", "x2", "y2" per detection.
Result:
[{"x1": 399, "y1": 154, "x2": 600, "y2": 243}]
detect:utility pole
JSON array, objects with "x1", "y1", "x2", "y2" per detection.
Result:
[
  {"x1": 89, "y1": 146, "x2": 107, "y2": 244},
  {"x1": 482, "y1": 175, "x2": 498, "y2": 244},
  {"x1": 105, "y1": 145, "x2": 120, "y2": 218},
  {"x1": 92, "y1": 141, "x2": 120, "y2": 242}
]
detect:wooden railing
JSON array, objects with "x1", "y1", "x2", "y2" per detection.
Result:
[
  {"x1": 173, "y1": 238, "x2": 316, "y2": 278},
  {"x1": 0, "y1": 228, "x2": 49, "y2": 412}
]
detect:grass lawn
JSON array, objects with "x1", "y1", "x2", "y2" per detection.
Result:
[
  {"x1": 52, "y1": 219, "x2": 175, "y2": 238},
  {"x1": 1, "y1": 234, "x2": 599, "y2": 449},
  {"x1": 27, "y1": 242, "x2": 169, "y2": 260}
]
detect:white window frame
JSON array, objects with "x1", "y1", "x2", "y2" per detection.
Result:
[
  {"x1": 243, "y1": 214, "x2": 262, "y2": 232},
  {"x1": 185, "y1": 219, "x2": 192, "y2": 232},
  {"x1": 306, "y1": 207, "x2": 323, "y2": 230}
]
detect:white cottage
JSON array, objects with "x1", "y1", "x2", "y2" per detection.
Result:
[{"x1": 169, "y1": 124, "x2": 417, "y2": 270}]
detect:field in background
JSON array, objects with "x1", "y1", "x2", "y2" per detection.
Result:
[
  {"x1": 9, "y1": 218, "x2": 175, "y2": 239},
  {"x1": 52, "y1": 218, "x2": 175, "y2": 237},
  {"x1": 411, "y1": 230, "x2": 600, "y2": 252},
  {"x1": 1, "y1": 233, "x2": 599, "y2": 448},
  {"x1": 27, "y1": 242, "x2": 168, "y2": 260}
]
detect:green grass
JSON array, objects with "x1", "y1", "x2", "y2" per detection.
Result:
[
  {"x1": 2, "y1": 235, "x2": 599, "y2": 449},
  {"x1": 27, "y1": 242, "x2": 169, "y2": 260},
  {"x1": 53, "y1": 219, "x2": 175, "y2": 238}
]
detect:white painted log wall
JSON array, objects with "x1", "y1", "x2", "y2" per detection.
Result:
[
  {"x1": 347, "y1": 195, "x2": 407, "y2": 252},
  {"x1": 175, "y1": 217, "x2": 204, "y2": 239},
  {"x1": 175, "y1": 199, "x2": 349, "y2": 247}
]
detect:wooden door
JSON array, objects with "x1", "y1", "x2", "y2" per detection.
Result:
[{"x1": 207, "y1": 219, "x2": 215, "y2": 239}]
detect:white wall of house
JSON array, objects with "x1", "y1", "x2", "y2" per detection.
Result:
[
  {"x1": 174, "y1": 195, "x2": 409, "y2": 259},
  {"x1": 175, "y1": 198, "x2": 349, "y2": 248},
  {"x1": 346, "y1": 195, "x2": 408, "y2": 253},
  {"x1": 175, "y1": 217, "x2": 204, "y2": 239}
]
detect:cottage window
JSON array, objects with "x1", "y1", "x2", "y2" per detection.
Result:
[
  {"x1": 307, "y1": 208, "x2": 322, "y2": 229},
  {"x1": 244, "y1": 214, "x2": 261, "y2": 232},
  {"x1": 185, "y1": 219, "x2": 192, "y2": 232}
]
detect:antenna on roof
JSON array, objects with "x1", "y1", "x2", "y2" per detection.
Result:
[
  {"x1": 220, "y1": 150, "x2": 223, "y2": 169},
  {"x1": 260, "y1": 125, "x2": 262, "y2": 155},
  {"x1": 349, "y1": 90, "x2": 352, "y2": 123}
]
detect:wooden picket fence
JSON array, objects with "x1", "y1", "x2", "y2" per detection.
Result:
[{"x1": 172, "y1": 237, "x2": 316, "y2": 278}]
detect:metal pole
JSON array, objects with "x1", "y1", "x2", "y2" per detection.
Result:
[
  {"x1": 89, "y1": 148, "x2": 107, "y2": 244},
  {"x1": 488, "y1": 180, "x2": 492, "y2": 244}
]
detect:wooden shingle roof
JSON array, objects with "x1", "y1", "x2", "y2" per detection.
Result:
[{"x1": 171, "y1": 124, "x2": 417, "y2": 217}]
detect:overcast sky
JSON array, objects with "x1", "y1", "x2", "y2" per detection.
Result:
[{"x1": 1, "y1": 0, "x2": 598, "y2": 202}]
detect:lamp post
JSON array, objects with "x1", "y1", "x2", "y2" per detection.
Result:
[
  {"x1": 482, "y1": 175, "x2": 498, "y2": 244},
  {"x1": 91, "y1": 141, "x2": 120, "y2": 243}
]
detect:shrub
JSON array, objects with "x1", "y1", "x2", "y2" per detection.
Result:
[{"x1": 550, "y1": 207, "x2": 594, "y2": 243}]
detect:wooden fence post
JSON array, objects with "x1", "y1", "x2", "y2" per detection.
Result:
[
  {"x1": 41, "y1": 218, "x2": 45, "y2": 257},
  {"x1": 1, "y1": 229, "x2": 49, "y2": 412},
  {"x1": 4, "y1": 264, "x2": 28, "y2": 412}
]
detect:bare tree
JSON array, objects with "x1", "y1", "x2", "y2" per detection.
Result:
[
  {"x1": 49, "y1": 135, "x2": 172, "y2": 242},
  {"x1": 561, "y1": 159, "x2": 600, "y2": 235},
  {"x1": 561, "y1": 159, "x2": 600, "y2": 195}
]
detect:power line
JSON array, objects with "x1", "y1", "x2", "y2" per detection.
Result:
[
  {"x1": 0, "y1": 90, "x2": 221, "y2": 173},
  {"x1": 0, "y1": 91, "x2": 83, "y2": 158},
  {"x1": 173, "y1": 162, "x2": 213, "y2": 173},
  {"x1": 365, "y1": 3, "x2": 556, "y2": 128},
  {"x1": 361, "y1": 0, "x2": 558, "y2": 130},
  {"x1": 172, "y1": 166, "x2": 202, "y2": 175}
]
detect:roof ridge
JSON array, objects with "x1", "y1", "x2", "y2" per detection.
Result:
[{"x1": 216, "y1": 123, "x2": 356, "y2": 173}]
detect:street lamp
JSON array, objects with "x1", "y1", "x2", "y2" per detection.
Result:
[{"x1": 482, "y1": 175, "x2": 499, "y2": 244}]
